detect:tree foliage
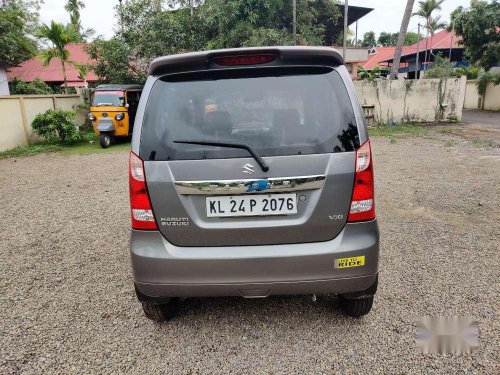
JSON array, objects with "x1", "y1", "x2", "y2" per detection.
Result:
[
  {"x1": 361, "y1": 31, "x2": 376, "y2": 47},
  {"x1": 85, "y1": 37, "x2": 146, "y2": 84},
  {"x1": 378, "y1": 32, "x2": 398, "y2": 47},
  {"x1": 361, "y1": 31, "x2": 422, "y2": 48},
  {"x1": 450, "y1": 0, "x2": 500, "y2": 71},
  {"x1": 0, "y1": 0, "x2": 40, "y2": 65},
  {"x1": 404, "y1": 31, "x2": 422, "y2": 46},
  {"x1": 88, "y1": 0, "x2": 341, "y2": 82}
]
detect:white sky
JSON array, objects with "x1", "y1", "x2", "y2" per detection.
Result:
[{"x1": 39, "y1": 0, "x2": 472, "y2": 42}]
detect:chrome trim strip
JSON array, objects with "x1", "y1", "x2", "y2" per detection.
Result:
[{"x1": 175, "y1": 175, "x2": 326, "y2": 195}]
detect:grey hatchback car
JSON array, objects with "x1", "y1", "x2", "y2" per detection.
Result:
[{"x1": 129, "y1": 47, "x2": 379, "y2": 322}]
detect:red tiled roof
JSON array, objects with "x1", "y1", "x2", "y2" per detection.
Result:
[
  {"x1": 7, "y1": 43, "x2": 98, "y2": 83},
  {"x1": 382, "y1": 29, "x2": 463, "y2": 63},
  {"x1": 362, "y1": 47, "x2": 395, "y2": 70},
  {"x1": 361, "y1": 30, "x2": 463, "y2": 69}
]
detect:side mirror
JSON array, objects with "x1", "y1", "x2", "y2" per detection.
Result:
[{"x1": 125, "y1": 103, "x2": 130, "y2": 108}]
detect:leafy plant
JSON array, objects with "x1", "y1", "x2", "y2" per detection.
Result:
[
  {"x1": 9, "y1": 77, "x2": 53, "y2": 95},
  {"x1": 425, "y1": 54, "x2": 459, "y2": 78},
  {"x1": 476, "y1": 71, "x2": 500, "y2": 97},
  {"x1": 447, "y1": 113, "x2": 459, "y2": 122},
  {"x1": 357, "y1": 66, "x2": 390, "y2": 81},
  {"x1": 31, "y1": 109, "x2": 82, "y2": 143},
  {"x1": 454, "y1": 66, "x2": 480, "y2": 80}
]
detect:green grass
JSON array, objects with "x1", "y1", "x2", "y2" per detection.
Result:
[
  {"x1": 368, "y1": 124, "x2": 429, "y2": 138},
  {"x1": 0, "y1": 133, "x2": 130, "y2": 160},
  {"x1": 470, "y1": 139, "x2": 492, "y2": 148}
]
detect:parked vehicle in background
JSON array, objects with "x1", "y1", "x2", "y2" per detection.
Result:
[
  {"x1": 129, "y1": 47, "x2": 379, "y2": 322},
  {"x1": 88, "y1": 84, "x2": 143, "y2": 148}
]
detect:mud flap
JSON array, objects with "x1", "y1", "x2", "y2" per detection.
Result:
[{"x1": 341, "y1": 274, "x2": 378, "y2": 299}]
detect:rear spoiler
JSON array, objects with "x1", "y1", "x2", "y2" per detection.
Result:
[{"x1": 148, "y1": 46, "x2": 345, "y2": 76}]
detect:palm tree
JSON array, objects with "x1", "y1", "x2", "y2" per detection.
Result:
[
  {"x1": 37, "y1": 21, "x2": 80, "y2": 94},
  {"x1": 426, "y1": 15, "x2": 447, "y2": 67},
  {"x1": 71, "y1": 62, "x2": 90, "y2": 88},
  {"x1": 427, "y1": 15, "x2": 447, "y2": 35},
  {"x1": 391, "y1": 0, "x2": 416, "y2": 79},
  {"x1": 413, "y1": 0, "x2": 445, "y2": 70},
  {"x1": 65, "y1": 0, "x2": 85, "y2": 37}
]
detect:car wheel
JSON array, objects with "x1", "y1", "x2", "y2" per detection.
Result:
[
  {"x1": 339, "y1": 295, "x2": 374, "y2": 317},
  {"x1": 141, "y1": 299, "x2": 179, "y2": 323},
  {"x1": 99, "y1": 133, "x2": 112, "y2": 148}
]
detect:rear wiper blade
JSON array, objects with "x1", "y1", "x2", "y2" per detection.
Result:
[{"x1": 173, "y1": 140, "x2": 269, "y2": 172}]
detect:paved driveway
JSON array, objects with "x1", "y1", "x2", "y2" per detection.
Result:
[{"x1": 459, "y1": 109, "x2": 500, "y2": 146}]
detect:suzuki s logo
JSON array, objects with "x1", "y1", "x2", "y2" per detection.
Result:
[{"x1": 242, "y1": 163, "x2": 255, "y2": 175}]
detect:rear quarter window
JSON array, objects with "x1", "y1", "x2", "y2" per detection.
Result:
[{"x1": 139, "y1": 67, "x2": 359, "y2": 161}]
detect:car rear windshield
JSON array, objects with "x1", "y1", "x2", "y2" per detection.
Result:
[{"x1": 139, "y1": 67, "x2": 359, "y2": 161}]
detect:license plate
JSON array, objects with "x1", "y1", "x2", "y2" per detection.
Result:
[{"x1": 206, "y1": 193, "x2": 297, "y2": 217}]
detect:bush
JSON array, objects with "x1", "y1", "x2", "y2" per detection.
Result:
[
  {"x1": 9, "y1": 78, "x2": 54, "y2": 95},
  {"x1": 31, "y1": 109, "x2": 82, "y2": 143},
  {"x1": 454, "y1": 66, "x2": 480, "y2": 80},
  {"x1": 425, "y1": 55, "x2": 460, "y2": 79},
  {"x1": 476, "y1": 71, "x2": 500, "y2": 96}
]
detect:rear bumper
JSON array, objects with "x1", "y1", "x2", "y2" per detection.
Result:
[{"x1": 131, "y1": 220, "x2": 379, "y2": 298}]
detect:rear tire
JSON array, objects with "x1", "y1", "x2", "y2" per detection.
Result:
[
  {"x1": 99, "y1": 133, "x2": 112, "y2": 148},
  {"x1": 339, "y1": 295, "x2": 374, "y2": 317},
  {"x1": 141, "y1": 299, "x2": 179, "y2": 323}
]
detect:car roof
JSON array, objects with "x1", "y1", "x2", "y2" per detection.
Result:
[
  {"x1": 95, "y1": 84, "x2": 144, "y2": 91},
  {"x1": 148, "y1": 46, "x2": 344, "y2": 76}
]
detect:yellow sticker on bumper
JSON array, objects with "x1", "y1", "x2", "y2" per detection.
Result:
[{"x1": 335, "y1": 256, "x2": 365, "y2": 269}]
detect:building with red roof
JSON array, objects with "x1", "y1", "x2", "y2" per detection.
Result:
[
  {"x1": 361, "y1": 29, "x2": 464, "y2": 78},
  {"x1": 7, "y1": 43, "x2": 98, "y2": 88}
]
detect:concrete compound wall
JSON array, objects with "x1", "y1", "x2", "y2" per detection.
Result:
[
  {"x1": 354, "y1": 77, "x2": 467, "y2": 124},
  {"x1": 0, "y1": 95, "x2": 82, "y2": 152},
  {"x1": 464, "y1": 80, "x2": 500, "y2": 111}
]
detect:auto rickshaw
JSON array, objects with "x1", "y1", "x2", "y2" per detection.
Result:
[{"x1": 88, "y1": 84, "x2": 144, "y2": 148}]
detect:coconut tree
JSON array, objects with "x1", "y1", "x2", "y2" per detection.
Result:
[
  {"x1": 391, "y1": 0, "x2": 416, "y2": 79},
  {"x1": 427, "y1": 15, "x2": 447, "y2": 36},
  {"x1": 424, "y1": 15, "x2": 447, "y2": 70},
  {"x1": 37, "y1": 21, "x2": 80, "y2": 94},
  {"x1": 65, "y1": 0, "x2": 85, "y2": 33},
  {"x1": 413, "y1": 0, "x2": 445, "y2": 70}
]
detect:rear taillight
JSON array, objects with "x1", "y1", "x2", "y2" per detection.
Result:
[
  {"x1": 129, "y1": 151, "x2": 158, "y2": 230},
  {"x1": 348, "y1": 140, "x2": 375, "y2": 222},
  {"x1": 213, "y1": 54, "x2": 276, "y2": 66}
]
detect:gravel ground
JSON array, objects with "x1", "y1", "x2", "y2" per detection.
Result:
[{"x1": 1, "y1": 132, "x2": 499, "y2": 374}]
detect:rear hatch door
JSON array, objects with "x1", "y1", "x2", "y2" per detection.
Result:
[{"x1": 140, "y1": 65, "x2": 359, "y2": 246}]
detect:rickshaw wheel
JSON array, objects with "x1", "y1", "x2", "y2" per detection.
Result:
[{"x1": 99, "y1": 133, "x2": 112, "y2": 148}]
